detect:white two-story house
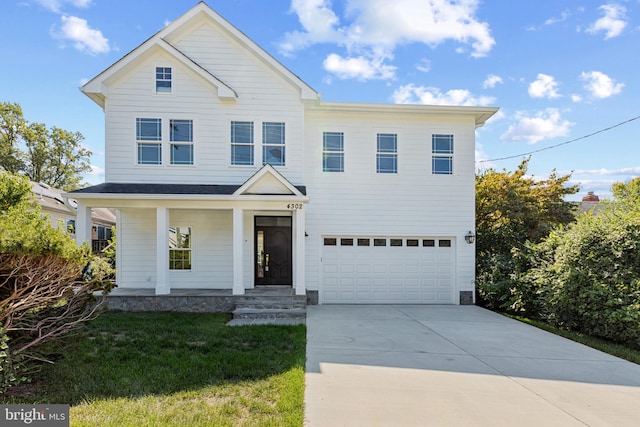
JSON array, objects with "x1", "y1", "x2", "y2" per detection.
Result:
[{"x1": 70, "y1": 2, "x2": 497, "y2": 305}]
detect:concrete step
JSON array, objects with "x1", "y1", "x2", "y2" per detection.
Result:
[
  {"x1": 232, "y1": 307, "x2": 306, "y2": 320},
  {"x1": 227, "y1": 317, "x2": 305, "y2": 326}
]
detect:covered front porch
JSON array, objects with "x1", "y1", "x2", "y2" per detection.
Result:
[{"x1": 68, "y1": 165, "x2": 309, "y2": 298}]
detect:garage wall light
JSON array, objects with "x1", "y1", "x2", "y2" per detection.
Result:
[{"x1": 464, "y1": 231, "x2": 476, "y2": 244}]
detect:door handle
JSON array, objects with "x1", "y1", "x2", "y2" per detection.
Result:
[{"x1": 265, "y1": 253, "x2": 270, "y2": 272}]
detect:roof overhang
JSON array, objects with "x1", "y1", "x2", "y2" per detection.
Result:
[{"x1": 309, "y1": 101, "x2": 499, "y2": 128}]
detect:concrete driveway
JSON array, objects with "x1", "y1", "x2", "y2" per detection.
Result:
[{"x1": 304, "y1": 305, "x2": 640, "y2": 426}]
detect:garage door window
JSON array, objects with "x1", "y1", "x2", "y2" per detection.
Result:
[
  {"x1": 439, "y1": 239, "x2": 451, "y2": 247},
  {"x1": 374, "y1": 239, "x2": 387, "y2": 246},
  {"x1": 357, "y1": 238, "x2": 370, "y2": 246},
  {"x1": 340, "y1": 238, "x2": 354, "y2": 246}
]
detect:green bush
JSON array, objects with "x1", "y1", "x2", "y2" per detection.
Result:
[{"x1": 527, "y1": 203, "x2": 640, "y2": 347}]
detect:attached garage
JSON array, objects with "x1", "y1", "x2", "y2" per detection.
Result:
[{"x1": 321, "y1": 237, "x2": 455, "y2": 304}]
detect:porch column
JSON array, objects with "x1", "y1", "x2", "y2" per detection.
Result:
[
  {"x1": 294, "y1": 208, "x2": 306, "y2": 296},
  {"x1": 232, "y1": 208, "x2": 245, "y2": 295},
  {"x1": 75, "y1": 201, "x2": 92, "y2": 247},
  {"x1": 156, "y1": 207, "x2": 169, "y2": 295}
]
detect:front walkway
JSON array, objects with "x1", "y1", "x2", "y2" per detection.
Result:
[{"x1": 305, "y1": 305, "x2": 640, "y2": 426}]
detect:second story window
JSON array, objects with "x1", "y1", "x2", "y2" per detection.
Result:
[
  {"x1": 137, "y1": 118, "x2": 162, "y2": 165},
  {"x1": 376, "y1": 133, "x2": 397, "y2": 174},
  {"x1": 432, "y1": 134, "x2": 453, "y2": 175},
  {"x1": 323, "y1": 132, "x2": 344, "y2": 172},
  {"x1": 262, "y1": 122, "x2": 285, "y2": 166},
  {"x1": 231, "y1": 121, "x2": 254, "y2": 165},
  {"x1": 170, "y1": 119, "x2": 193, "y2": 165},
  {"x1": 156, "y1": 67, "x2": 172, "y2": 93}
]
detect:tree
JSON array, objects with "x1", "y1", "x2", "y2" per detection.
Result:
[
  {"x1": 475, "y1": 158, "x2": 579, "y2": 310},
  {"x1": 0, "y1": 101, "x2": 91, "y2": 191},
  {"x1": 612, "y1": 177, "x2": 640, "y2": 204},
  {"x1": 0, "y1": 171, "x2": 112, "y2": 393}
]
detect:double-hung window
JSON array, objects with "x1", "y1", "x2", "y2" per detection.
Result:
[
  {"x1": 169, "y1": 226, "x2": 191, "y2": 270},
  {"x1": 156, "y1": 67, "x2": 172, "y2": 93},
  {"x1": 262, "y1": 122, "x2": 285, "y2": 166},
  {"x1": 231, "y1": 121, "x2": 254, "y2": 165},
  {"x1": 376, "y1": 133, "x2": 397, "y2": 173},
  {"x1": 432, "y1": 134, "x2": 453, "y2": 175},
  {"x1": 170, "y1": 119, "x2": 193, "y2": 165},
  {"x1": 323, "y1": 132, "x2": 344, "y2": 172},
  {"x1": 136, "y1": 118, "x2": 162, "y2": 165}
]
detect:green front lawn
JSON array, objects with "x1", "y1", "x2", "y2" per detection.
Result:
[{"x1": 7, "y1": 312, "x2": 306, "y2": 427}]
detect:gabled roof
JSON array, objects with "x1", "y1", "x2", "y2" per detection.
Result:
[
  {"x1": 234, "y1": 164, "x2": 306, "y2": 196},
  {"x1": 81, "y1": 2, "x2": 318, "y2": 107}
]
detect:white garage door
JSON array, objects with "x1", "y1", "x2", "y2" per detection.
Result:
[{"x1": 321, "y1": 237, "x2": 455, "y2": 304}]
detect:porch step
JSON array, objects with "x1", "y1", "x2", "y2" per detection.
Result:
[{"x1": 228, "y1": 295, "x2": 306, "y2": 326}]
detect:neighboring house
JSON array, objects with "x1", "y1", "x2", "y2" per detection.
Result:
[
  {"x1": 69, "y1": 3, "x2": 498, "y2": 304},
  {"x1": 32, "y1": 181, "x2": 116, "y2": 253},
  {"x1": 579, "y1": 191, "x2": 603, "y2": 214}
]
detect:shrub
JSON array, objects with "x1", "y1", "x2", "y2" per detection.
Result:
[{"x1": 527, "y1": 203, "x2": 640, "y2": 348}]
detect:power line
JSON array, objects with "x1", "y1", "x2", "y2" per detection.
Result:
[{"x1": 476, "y1": 114, "x2": 640, "y2": 163}]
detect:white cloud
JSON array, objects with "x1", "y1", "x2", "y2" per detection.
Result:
[
  {"x1": 544, "y1": 10, "x2": 571, "y2": 26},
  {"x1": 483, "y1": 74, "x2": 503, "y2": 89},
  {"x1": 34, "y1": 0, "x2": 91, "y2": 13},
  {"x1": 416, "y1": 59, "x2": 431, "y2": 73},
  {"x1": 323, "y1": 53, "x2": 397, "y2": 80},
  {"x1": 571, "y1": 94, "x2": 583, "y2": 103},
  {"x1": 501, "y1": 108, "x2": 573, "y2": 144},
  {"x1": 572, "y1": 167, "x2": 640, "y2": 176},
  {"x1": 580, "y1": 70, "x2": 624, "y2": 98},
  {"x1": 586, "y1": 3, "x2": 627, "y2": 39},
  {"x1": 528, "y1": 73, "x2": 561, "y2": 99},
  {"x1": 51, "y1": 15, "x2": 110, "y2": 55},
  {"x1": 392, "y1": 84, "x2": 495, "y2": 106},
  {"x1": 280, "y1": 0, "x2": 494, "y2": 80},
  {"x1": 83, "y1": 165, "x2": 104, "y2": 185}
]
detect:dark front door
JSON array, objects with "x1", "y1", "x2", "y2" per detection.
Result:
[{"x1": 255, "y1": 216, "x2": 292, "y2": 286}]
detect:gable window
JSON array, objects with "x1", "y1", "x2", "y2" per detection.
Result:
[
  {"x1": 169, "y1": 226, "x2": 191, "y2": 270},
  {"x1": 262, "y1": 122, "x2": 285, "y2": 166},
  {"x1": 376, "y1": 133, "x2": 397, "y2": 173},
  {"x1": 231, "y1": 121, "x2": 254, "y2": 165},
  {"x1": 323, "y1": 132, "x2": 344, "y2": 172},
  {"x1": 137, "y1": 118, "x2": 162, "y2": 165},
  {"x1": 156, "y1": 67, "x2": 172, "y2": 93},
  {"x1": 432, "y1": 134, "x2": 453, "y2": 175},
  {"x1": 170, "y1": 119, "x2": 193, "y2": 165}
]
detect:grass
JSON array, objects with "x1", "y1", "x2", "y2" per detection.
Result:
[
  {"x1": 5, "y1": 311, "x2": 306, "y2": 426},
  {"x1": 505, "y1": 313, "x2": 640, "y2": 365}
]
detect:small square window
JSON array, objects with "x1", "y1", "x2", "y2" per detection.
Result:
[
  {"x1": 374, "y1": 239, "x2": 387, "y2": 247},
  {"x1": 390, "y1": 239, "x2": 403, "y2": 247},
  {"x1": 439, "y1": 239, "x2": 451, "y2": 247},
  {"x1": 432, "y1": 134, "x2": 453, "y2": 154},
  {"x1": 323, "y1": 238, "x2": 337, "y2": 246},
  {"x1": 357, "y1": 238, "x2": 370, "y2": 246},
  {"x1": 433, "y1": 156, "x2": 453, "y2": 175},
  {"x1": 423, "y1": 239, "x2": 435, "y2": 247},
  {"x1": 340, "y1": 238, "x2": 353, "y2": 246}
]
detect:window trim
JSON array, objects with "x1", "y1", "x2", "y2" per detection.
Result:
[
  {"x1": 169, "y1": 226, "x2": 192, "y2": 271},
  {"x1": 230, "y1": 121, "x2": 255, "y2": 166},
  {"x1": 169, "y1": 119, "x2": 194, "y2": 166},
  {"x1": 432, "y1": 134, "x2": 454, "y2": 175},
  {"x1": 136, "y1": 118, "x2": 162, "y2": 165},
  {"x1": 262, "y1": 122, "x2": 286, "y2": 166},
  {"x1": 155, "y1": 66, "x2": 172, "y2": 94},
  {"x1": 322, "y1": 131, "x2": 344, "y2": 172},
  {"x1": 376, "y1": 133, "x2": 398, "y2": 174}
]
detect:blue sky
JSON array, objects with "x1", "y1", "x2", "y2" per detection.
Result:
[{"x1": 2, "y1": 0, "x2": 639, "y2": 200}]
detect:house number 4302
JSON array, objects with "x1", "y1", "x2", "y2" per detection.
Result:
[{"x1": 287, "y1": 203, "x2": 303, "y2": 210}]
